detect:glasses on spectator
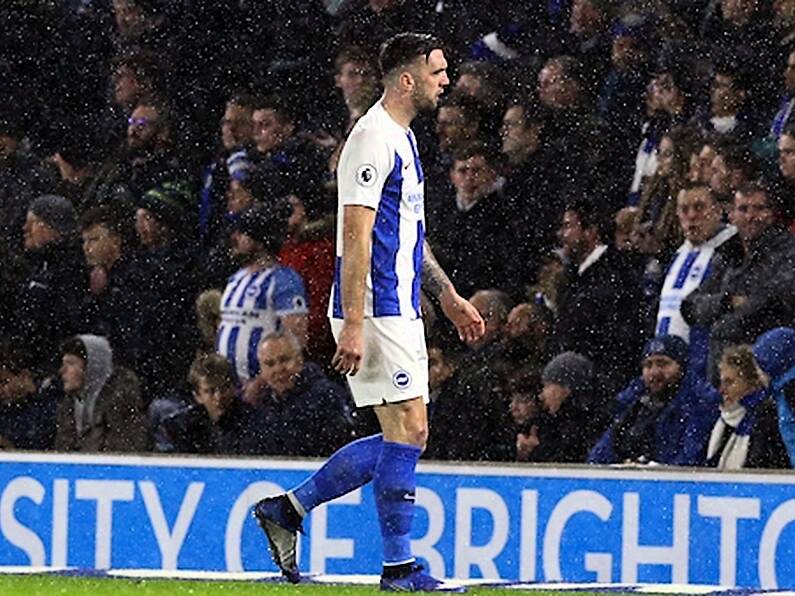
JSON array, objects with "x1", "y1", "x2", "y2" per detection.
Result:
[{"x1": 128, "y1": 116, "x2": 151, "y2": 128}]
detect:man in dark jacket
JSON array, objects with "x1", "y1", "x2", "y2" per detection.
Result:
[
  {"x1": 79, "y1": 206, "x2": 152, "y2": 375},
  {"x1": 15, "y1": 195, "x2": 87, "y2": 376},
  {"x1": 518, "y1": 351, "x2": 610, "y2": 463},
  {"x1": 55, "y1": 335, "x2": 149, "y2": 452},
  {"x1": 682, "y1": 181, "x2": 795, "y2": 383},
  {"x1": 588, "y1": 335, "x2": 720, "y2": 466},
  {"x1": 244, "y1": 331, "x2": 353, "y2": 457},
  {"x1": 134, "y1": 183, "x2": 202, "y2": 399},
  {"x1": 552, "y1": 197, "x2": 645, "y2": 394}
]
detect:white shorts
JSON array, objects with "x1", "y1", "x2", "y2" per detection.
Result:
[{"x1": 330, "y1": 317, "x2": 429, "y2": 408}]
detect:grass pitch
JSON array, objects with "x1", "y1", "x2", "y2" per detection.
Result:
[{"x1": 0, "y1": 574, "x2": 633, "y2": 596}]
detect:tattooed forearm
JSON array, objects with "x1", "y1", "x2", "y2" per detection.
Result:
[{"x1": 422, "y1": 240, "x2": 453, "y2": 299}]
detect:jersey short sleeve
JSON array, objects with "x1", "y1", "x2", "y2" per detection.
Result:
[
  {"x1": 271, "y1": 267, "x2": 309, "y2": 315},
  {"x1": 337, "y1": 126, "x2": 394, "y2": 210}
]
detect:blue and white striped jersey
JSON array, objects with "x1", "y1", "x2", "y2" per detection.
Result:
[
  {"x1": 217, "y1": 264, "x2": 308, "y2": 382},
  {"x1": 330, "y1": 100, "x2": 425, "y2": 320}
]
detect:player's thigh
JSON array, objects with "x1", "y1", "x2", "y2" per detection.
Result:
[{"x1": 330, "y1": 317, "x2": 429, "y2": 408}]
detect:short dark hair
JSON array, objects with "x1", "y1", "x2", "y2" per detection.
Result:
[
  {"x1": 506, "y1": 96, "x2": 543, "y2": 126},
  {"x1": 451, "y1": 141, "x2": 501, "y2": 169},
  {"x1": 188, "y1": 353, "x2": 238, "y2": 391},
  {"x1": 60, "y1": 337, "x2": 87, "y2": 362},
  {"x1": 546, "y1": 55, "x2": 585, "y2": 88},
  {"x1": 0, "y1": 344, "x2": 33, "y2": 374},
  {"x1": 254, "y1": 94, "x2": 296, "y2": 126},
  {"x1": 714, "y1": 142, "x2": 758, "y2": 178},
  {"x1": 227, "y1": 93, "x2": 259, "y2": 112},
  {"x1": 335, "y1": 45, "x2": 378, "y2": 75},
  {"x1": 378, "y1": 32, "x2": 445, "y2": 79},
  {"x1": 563, "y1": 194, "x2": 609, "y2": 240},
  {"x1": 782, "y1": 120, "x2": 795, "y2": 139},
  {"x1": 735, "y1": 179, "x2": 771, "y2": 203},
  {"x1": 79, "y1": 206, "x2": 124, "y2": 237},
  {"x1": 440, "y1": 92, "x2": 484, "y2": 125}
]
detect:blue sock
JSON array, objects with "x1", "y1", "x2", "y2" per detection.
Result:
[
  {"x1": 292, "y1": 434, "x2": 383, "y2": 513},
  {"x1": 373, "y1": 441, "x2": 422, "y2": 565}
]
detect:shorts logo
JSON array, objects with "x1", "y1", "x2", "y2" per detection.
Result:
[
  {"x1": 392, "y1": 370, "x2": 412, "y2": 390},
  {"x1": 356, "y1": 164, "x2": 377, "y2": 187}
]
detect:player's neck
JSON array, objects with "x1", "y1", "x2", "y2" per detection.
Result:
[{"x1": 380, "y1": 94, "x2": 415, "y2": 129}]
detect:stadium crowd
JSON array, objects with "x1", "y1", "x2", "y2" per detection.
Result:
[{"x1": 1, "y1": 0, "x2": 795, "y2": 469}]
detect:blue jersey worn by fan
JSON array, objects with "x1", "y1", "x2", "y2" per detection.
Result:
[{"x1": 217, "y1": 265, "x2": 307, "y2": 382}]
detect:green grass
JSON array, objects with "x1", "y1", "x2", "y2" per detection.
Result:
[{"x1": 0, "y1": 574, "x2": 634, "y2": 595}]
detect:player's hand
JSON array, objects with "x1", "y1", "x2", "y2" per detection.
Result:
[
  {"x1": 439, "y1": 288, "x2": 485, "y2": 344},
  {"x1": 332, "y1": 321, "x2": 365, "y2": 376}
]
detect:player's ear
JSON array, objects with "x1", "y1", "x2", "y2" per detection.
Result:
[{"x1": 398, "y1": 69, "x2": 415, "y2": 92}]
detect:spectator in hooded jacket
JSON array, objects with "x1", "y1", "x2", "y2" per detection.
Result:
[
  {"x1": 55, "y1": 335, "x2": 149, "y2": 452},
  {"x1": 588, "y1": 334, "x2": 720, "y2": 466}
]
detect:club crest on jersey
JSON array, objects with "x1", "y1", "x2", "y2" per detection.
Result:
[
  {"x1": 392, "y1": 369, "x2": 412, "y2": 390},
  {"x1": 356, "y1": 164, "x2": 377, "y2": 187}
]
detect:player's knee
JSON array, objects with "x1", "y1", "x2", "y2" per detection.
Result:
[{"x1": 404, "y1": 421, "x2": 428, "y2": 451}]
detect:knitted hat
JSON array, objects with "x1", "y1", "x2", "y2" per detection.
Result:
[
  {"x1": 642, "y1": 335, "x2": 688, "y2": 369},
  {"x1": 753, "y1": 327, "x2": 795, "y2": 380},
  {"x1": 234, "y1": 200, "x2": 290, "y2": 254},
  {"x1": 28, "y1": 194, "x2": 77, "y2": 235},
  {"x1": 541, "y1": 352, "x2": 594, "y2": 394},
  {"x1": 138, "y1": 182, "x2": 193, "y2": 231}
]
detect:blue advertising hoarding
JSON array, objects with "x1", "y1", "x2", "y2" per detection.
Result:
[{"x1": 0, "y1": 452, "x2": 793, "y2": 590}]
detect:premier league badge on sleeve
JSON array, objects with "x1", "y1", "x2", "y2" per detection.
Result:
[{"x1": 356, "y1": 164, "x2": 377, "y2": 187}]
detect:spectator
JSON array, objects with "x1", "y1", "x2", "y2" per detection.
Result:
[
  {"x1": 500, "y1": 98, "x2": 560, "y2": 280},
  {"x1": 709, "y1": 142, "x2": 758, "y2": 209},
  {"x1": 79, "y1": 206, "x2": 150, "y2": 372},
  {"x1": 333, "y1": 46, "x2": 381, "y2": 138},
  {"x1": 517, "y1": 352, "x2": 609, "y2": 463},
  {"x1": 552, "y1": 197, "x2": 645, "y2": 394},
  {"x1": 55, "y1": 335, "x2": 149, "y2": 452},
  {"x1": 198, "y1": 93, "x2": 258, "y2": 256},
  {"x1": 244, "y1": 331, "x2": 353, "y2": 456},
  {"x1": 0, "y1": 113, "x2": 39, "y2": 249},
  {"x1": 692, "y1": 54, "x2": 756, "y2": 142},
  {"x1": 753, "y1": 327, "x2": 795, "y2": 467},
  {"x1": 768, "y1": 48, "x2": 795, "y2": 145},
  {"x1": 433, "y1": 143, "x2": 515, "y2": 298},
  {"x1": 537, "y1": 55, "x2": 618, "y2": 205},
  {"x1": 597, "y1": 18, "x2": 653, "y2": 148},
  {"x1": 504, "y1": 301, "x2": 554, "y2": 371},
  {"x1": 588, "y1": 335, "x2": 720, "y2": 466},
  {"x1": 656, "y1": 184, "x2": 743, "y2": 378},
  {"x1": 216, "y1": 203, "x2": 308, "y2": 384},
  {"x1": 635, "y1": 125, "x2": 702, "y2": 266},
  {"x1": 628, "y1": 59, "x2": 694, "y2": 205},
  {"x1": 426, "y1": 291, "x2": 516, "y2": 462},
  {"x1": 85, "y1": 98, "x2": 187, "y2": 214},
  {"x1": 0, "y1": 345, "x2": 57, "y2": 450},
  {"x1": 682, "y1": 181, "x2": 795, "y2": 382},
  {"x1": 14, "y1": 195, "x2": 87, "y2": 376},
  {"x1": 134, "y1": 183, "x2": 202, "y2": 398},
  {"x1": 774, "y1": 122, "x2": 795, "y2": 227},
  {"x1": 251, "y1": 95, "x2": 328, "y2": 212},
  {"x1": 707, "y1": 344, "x2": 789, "y2": 469},
  {"x1": 160, "y1": 352, "x2": 266, "y2": 455},
  {"x1": 278, "y1": 194, "x2": 336, "y2": 365}
]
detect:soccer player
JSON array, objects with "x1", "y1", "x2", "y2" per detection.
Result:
[{"x1": 253, "y1": 33, "x2": 484, "y2": 592}]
